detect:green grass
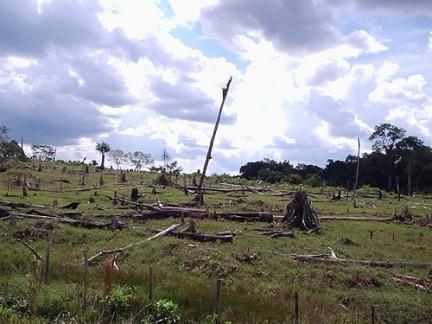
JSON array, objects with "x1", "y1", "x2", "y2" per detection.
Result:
[{"x1": 0, "y1": 160, "x2": 431, "y2": 323}]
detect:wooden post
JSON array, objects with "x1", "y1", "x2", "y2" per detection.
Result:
[
  {"x1": 113, "y1": 191, "x2": 118, "y2": 205},
  {"x1": 22, "y1": 176, "x2": 28, "y2": 197},
  {"x1": 294, "y1": 291, "x2": 299, "y2": 324},
  {"x1": 183, "y1": 174, "x2": 188, "y2": 196},
  {"x1": 214, "y1": 278, "x2": 223, "y2": 324},
  {"x1": 196, "y1": 77, "x2": 232, "y2": 205},
  {"x1": 392, "y1": 232, "x2": 395, "y2": 241},
  {"x1": 149, "y1": 265, "x2": 154, "y2": 303},
  {"x1": 371, "y1": 304, "x2": 375, "y2": 324},
  {"x1": 370, "y1": 231, "x2": 374, "y2": 239},
  {"x1": 83, "y1": 249, "x2": 89, "y2": 311},
  {"x1": 44, "y1": 241, "x2": 51, "y2": 283}
]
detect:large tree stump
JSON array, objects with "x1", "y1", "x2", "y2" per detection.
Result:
[
  {"x1": 282, "y1": 191, "x2": 320, "y2": 231},
  {"x1": 130, "y1": 188, "x2": 139, "y2": 201}
]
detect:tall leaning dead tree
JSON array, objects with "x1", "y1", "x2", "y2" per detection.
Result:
[
  {"x1": 352, "y1": 137, "x2": 360, "y2": 200},
  {"x1": 195, "y1": 77, "x2": 233, "y2": 205}
]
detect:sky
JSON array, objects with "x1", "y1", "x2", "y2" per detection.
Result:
[{"x1": 1, "y1": 0, "x2": 432, "y2": 174}]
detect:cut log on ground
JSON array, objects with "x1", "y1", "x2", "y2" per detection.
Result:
[
  {"x1": 282, "y1": 191, "x2": 320, "y2": 231},
  {"x1": 167, "y1": 231, "x2": 233, "y2": 243},
  {"x1": 319, "y1": 216, "x2": 393, "y2": 222},
  {"x1": 0, "y1": 201, "x2": 49, "y2": 209},
  {"x1": 262, "y1": 230, "x2": 295, "y2": 238},
  {"x1": 276, "y1": 247, "x2": 432, "y2": 269},
  {"x1": 7, "y1": 212, "x2": 127, "y2": 230}
]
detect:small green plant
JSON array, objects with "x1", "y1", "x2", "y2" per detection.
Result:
[
  {"x1": 106, "y1": 286, "x2": 132, "y2": 313},
  {"x1": 142, "y1": 299, "x2": 180, "y2": 324}
]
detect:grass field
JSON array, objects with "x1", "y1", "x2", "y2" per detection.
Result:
[{"x1": 0, "y1": 160, "x2": 431, "y2": 323}]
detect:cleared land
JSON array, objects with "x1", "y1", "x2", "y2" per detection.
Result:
[{"x1": 0, "y1": 160, "x2": 431, "y2": 323}]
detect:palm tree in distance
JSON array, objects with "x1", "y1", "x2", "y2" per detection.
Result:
[{"x1": 95, "y1": 142, "x2": 111, "y2": 170}]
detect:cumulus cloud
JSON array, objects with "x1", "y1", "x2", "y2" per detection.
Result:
[
  {"x1": 148, "y1": 77, "x2": 236, "y2": 124},
  {"x1": 354, "y1": 0, "x2": 432, "y2": 14},
  {"x1": 201, "y1": 0, "x2": 340, "y2": 54},
  {"x1": 0, "y1": 0, "x2": 104, "y2": 57}
]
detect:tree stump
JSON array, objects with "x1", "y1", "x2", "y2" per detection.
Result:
[
  {"x1": 130, "y1": 188, "x2": 139, "y2": 201},
  {"x1": 282, "y1": 191, "x2": 320, "y2": 231},
  {"x1": 119, "y1": 172, "x2": 126, "y2": 183},
  {"x1": 99, "y1": 174, "x2": 104, "y2": 186}
]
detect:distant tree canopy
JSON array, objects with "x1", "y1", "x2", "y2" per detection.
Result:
[
  {"x1": 239, "y1": 123, "x2": 432, "y2": 193},
  {"x1": 31, "y1": 144, "x2": 55, "y2": 161},
  {"x1": 0, "y1": 126, "x2": 26, "y2": 163}
]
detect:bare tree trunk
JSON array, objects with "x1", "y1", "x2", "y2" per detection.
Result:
[
  {"x1": 352, "y1": 137, "x2": 360, "y2": 200},
  {"x1": 407, "y1": 158, "x2": 412, "y2": 196},
  {"x1": 195, "y1": 77, "x2": 232, "y2": 205}
]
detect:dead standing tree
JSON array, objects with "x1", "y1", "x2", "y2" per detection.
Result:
[
  {"x1": 352, "y1": 137, "x2": 360, "y2": 202},
  {"x1": 195, "y1": 77, "x2": 233, "y2": 205},
  {"x1": 282, "y1": 191, "x2": 320, "y2": 231}
]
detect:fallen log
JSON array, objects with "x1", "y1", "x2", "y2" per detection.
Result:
[
  {"x1": 262, "y1": 230, "x2": 295, "y2": 238},
  {"x1": 319, "y1": 216, "x2": 393, "y2": 222},
  {"x1": 391, "y1": 273, "x2": 432, "y2": 293},
  {"x1": 0, "y1": 201, "x2": 48, "y2": 209},
  {"x1": 8, "y1": 212, "x2": 127, "y2": 230},
  {"x1": 276, "y1": 247, "x2": 432, "y2": 269},
  {"x1": 167, "y1": 231, "x2": 233, "y2": 243},
  {"x1": 86, "y1": 223, "x2": 180, "y2": 263}
]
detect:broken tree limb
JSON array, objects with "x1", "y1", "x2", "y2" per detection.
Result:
[
  {"x1": 196, "y1": 77, "x2": 233, "y2": 205},
  {"x1": 105, "y1": 196, "x2": 160, "y2": 211},
  {"x1": 86, "y1": 223, "x2": 180, "y2": 264},
  {"x1": 15, "y1": 238, "x2": 42, "y2": 261},
  {"x1": 276, "y1": 247, "x2": 432, "y2": 269},
  {"x1": 391, "y1": 273, "x2": 432, "y2": 293}
]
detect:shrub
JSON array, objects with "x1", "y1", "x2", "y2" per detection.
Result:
[{"x1": 142, "y1": 299, "x2": 180, "y2": 324}]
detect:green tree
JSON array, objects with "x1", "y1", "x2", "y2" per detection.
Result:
[
  {"x1": 368, "y1": 123, "x2": 406, "y2": 191},
  {"x1": 0, "y1": 126, "x2": 8, "y2": 142},
  {"x1": 396, "y1": 136, "x2": 423, "y2": 195},
  {"x1": 0, "y1": 141, "x2": 26, "y2": 162},
  {"x1": 108, "y1": 149, "x2": 127, "y2": 170},
  {"x1": 95, "y1": 142, "x2": 111, "y2": 170},
  {"x1": 31, "y1": 144, "x2": 55, "y2": 161},
  {"x1": 126, "y1": 151, "x2": 153, "y2": 171}
]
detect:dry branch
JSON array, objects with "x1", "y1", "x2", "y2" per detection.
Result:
[
  {"x1": 277, "y1": 248, "x2": 432, "y2": 269},
  {"x1": 15, "y1": 238, "x2": 42, "y2": 261},
  {"x1": 391, "y1": 273, "x2": 432, "y2": 293},
  {"x1": 86, "y1": 223, "x2": 181, "y2": 264}
]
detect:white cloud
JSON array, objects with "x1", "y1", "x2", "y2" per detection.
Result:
[
  {"x1": 428, "y1": 31, "x2": 432, "y2": 52},
  {"x1": 370, "y1": 74, "x2": 427, "y2": 104}
]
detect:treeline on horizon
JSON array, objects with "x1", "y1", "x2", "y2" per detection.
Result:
[
  {"x1": 239, "y1": 123, "x2": 432, "y2": 194},
  {"x1": 2, "y1": 123, "x2": 432, "y2": 193}
]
